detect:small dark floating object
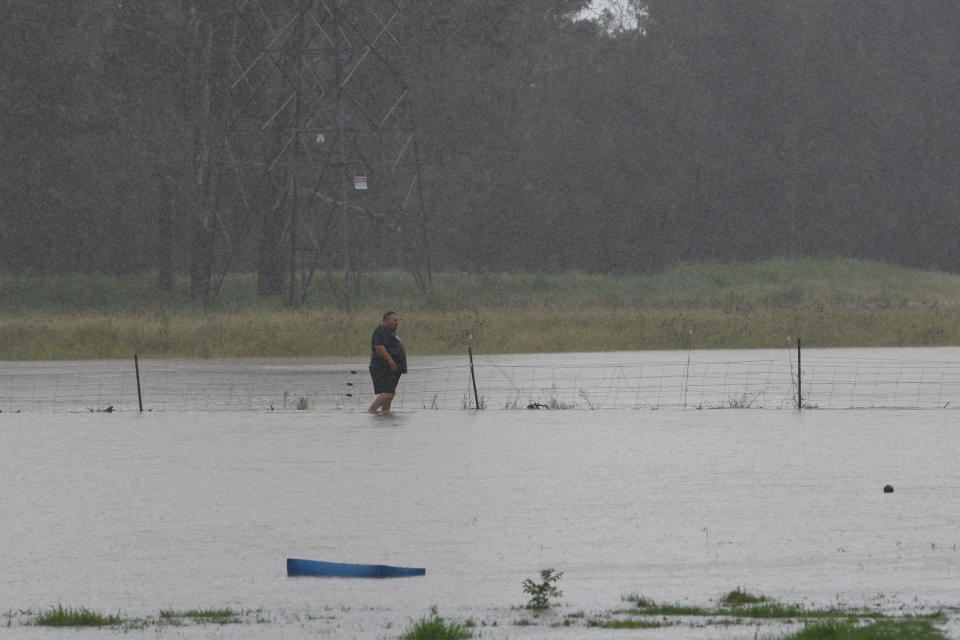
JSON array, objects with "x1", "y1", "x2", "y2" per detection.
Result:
[
  {"x1": 526, "y1": 403, "x2": 549, "y2": 410},
  {"x1": 350, "y1": 370, "x2": 358, "y2": 374},
  {"x1": 88, "y1": 405, "x2": 114, "y2": 413},
  {"x1": 884, "y1": 484, "x2": 894, "y2": 493},
  {"x1": 286, "y1": 558, "x2": 425, "y2": 578}
]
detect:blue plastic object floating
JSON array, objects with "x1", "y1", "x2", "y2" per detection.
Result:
[{"x1": 286, "y1": 557, "x2": 425, "y2": 578}]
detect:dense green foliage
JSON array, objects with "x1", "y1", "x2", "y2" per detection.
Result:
[{"x1": 2, "y1": 1, "x2": 959, "y2": 308}]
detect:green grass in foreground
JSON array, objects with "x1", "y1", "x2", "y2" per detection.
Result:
[
  {"x1": 398, "y1": 611, "x2": 474, "y2": 639},
  {"x1": 783, "y1": 619, "x2": 947, "y2": 639},
  {"x1": 34, "y1": 604, "x2": 123, "y2": 627},
  {"x1": 4, "y1": 258, "x2": 960, "y2": 359}
]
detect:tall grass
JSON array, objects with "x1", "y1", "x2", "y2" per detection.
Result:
[
  {"x1": 3, "y1": 258, "x2": 960, "y2": 359},
  {"x1": 34, "y1": 604, "x2": 123, "y2": 627}
]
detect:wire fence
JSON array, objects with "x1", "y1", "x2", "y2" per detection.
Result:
[{"x1": 2, "y1": 348, "x2": 960, "y2": 413}]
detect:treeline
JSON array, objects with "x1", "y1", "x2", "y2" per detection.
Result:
[{"x1": 2, "y1": 1, "x2": 959, "y2": 297}]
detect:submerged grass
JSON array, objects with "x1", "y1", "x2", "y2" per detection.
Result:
[
  {"x1": 4, "y1": 258, "x2": 960, "y2": 359},
  {"x1": 13, "y1": 596, "x2": 954, "y2": 638},
  {"x1": 33, "y1": 604, "x2": 123, "y2": 627},
  {"x1": 621, "y1": 600, "x2": 870, "y2": 621},
  {"x1": 594, "y1": 591, "x2": 950, "y2": 638},
  {"x1": 721, "y1": 586, "x2": 768, "y2": 606},
  {"x1": 612, "y1": 588, "x2": 927, "y2": 621},
  {"x1": 398, "y1": 611, "x2": 473, "y2": 639},
  {"x1": 27, "y1": 606, "x2": 251, "y2": 630},
  {"x1": 159, "y1": 608, "x2": 242, "y2": 624},
  {"x1": 782, "y1": 618, "x2": 948, "y2": 639},
  {"x1": 587, "y1": 617, "x2": 672, "y2": 629}
]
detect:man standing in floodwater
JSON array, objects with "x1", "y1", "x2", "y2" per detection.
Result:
[{"x1": 368, "y1": 311, "x2": 407, "y2": 413}]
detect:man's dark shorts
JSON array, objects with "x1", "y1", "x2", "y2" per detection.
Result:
[{"x1": 370, "y1": 367, "x2": 401, "y2": 394}]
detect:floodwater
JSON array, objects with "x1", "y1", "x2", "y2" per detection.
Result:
[{"x1": 3, "y1": 351, "x2": 960, "y2": 638}]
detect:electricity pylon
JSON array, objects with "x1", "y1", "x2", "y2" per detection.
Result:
[{"x1": 221, "y1": 0, "x2": 430, "y2": 309}]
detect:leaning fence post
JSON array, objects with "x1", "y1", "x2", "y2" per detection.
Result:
[
  {"x1": 468, "y1": 346, "x2": 481, "y2": 410},
  {"x1": 797, "y1": 337, "x2": 802, "y2": 410},
  {"x1": 134, "y1": 353, "x2": 143, "y2": 412}
]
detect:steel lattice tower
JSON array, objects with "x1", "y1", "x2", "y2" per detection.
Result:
[{"x1": 220, "y1": 0, "x2": 429, "y2": 309}]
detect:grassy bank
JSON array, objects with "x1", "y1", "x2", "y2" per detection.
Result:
[{"x1": 3, "y1": 258, "x2": 960, "y2": 360}]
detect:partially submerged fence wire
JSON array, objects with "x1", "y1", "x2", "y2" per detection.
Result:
[{"x1": 2, "y1": 347, "x2": 960, "y2": 412}]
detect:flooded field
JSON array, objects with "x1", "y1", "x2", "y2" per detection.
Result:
[{"x1": 3, "y1": 351, "x2": 960, "y2": 638}]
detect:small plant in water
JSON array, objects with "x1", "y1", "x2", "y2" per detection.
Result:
[
  {"x1": 623, "y1": 592, "x2": 657, "y2": 608},
  {"x1": 725, "y1": 393, "x2": 760, "y2": 409},
  {"x1": 399, "y1": 606, "x2": 473, "y2": 639},
  {"x1": 462, "y1": 391, "x2": 485, "y2": 410},
  {"x1": 720, "y1": 586, "x2": 767, "y2": 606},
  {"x1": 544, "y1": 384, "x2": 574, "y2": 409},
  {"x1": 523, "y1": 568, "x2": 563, "y2": 609}
]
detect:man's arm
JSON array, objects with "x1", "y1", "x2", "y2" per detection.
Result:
[{"x1": 374, "y1": 344, "x2": 397, "y2": 372}]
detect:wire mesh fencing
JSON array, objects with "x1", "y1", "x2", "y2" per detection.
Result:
[{"x1": 2, "y1": 348, "x2": 960, "y2": 413}]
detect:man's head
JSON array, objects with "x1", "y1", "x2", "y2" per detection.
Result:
[{"x1": 382, "y1": 311, "x2": 399, "y2": 330}]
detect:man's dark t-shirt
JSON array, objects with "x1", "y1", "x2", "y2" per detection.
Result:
[{"x1": 370, "y1": 324, "x2": 407, "y2": 373}]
